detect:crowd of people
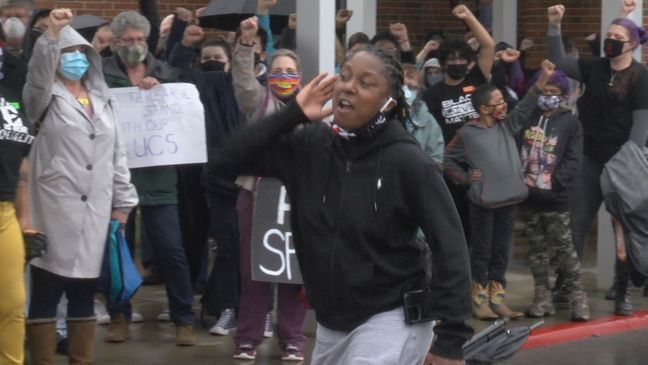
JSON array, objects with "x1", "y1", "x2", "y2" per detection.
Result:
[{"x1": 0, "y1": 0, "x2": 647, "y2": 364}]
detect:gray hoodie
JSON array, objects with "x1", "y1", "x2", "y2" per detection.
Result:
[{"x1": 444, "y1": 87, "x2": 541, "y2": 208}]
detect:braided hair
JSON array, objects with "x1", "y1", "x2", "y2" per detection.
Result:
[{"x1": 344, "y1": 46, "x2": 410, "y2": 125}]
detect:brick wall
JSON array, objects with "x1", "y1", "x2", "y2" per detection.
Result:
[{"x1": 31, "y1": 0, "x2": 647, "y2": 64}]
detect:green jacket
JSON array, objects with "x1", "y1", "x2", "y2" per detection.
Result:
[{"x1": 103, "y1": 54, "x2": 181, "y2": 205}]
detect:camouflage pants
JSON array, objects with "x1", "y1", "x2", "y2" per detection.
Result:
[{"x1": 524, "y1": 208, "x2": 583, "y2": 291}]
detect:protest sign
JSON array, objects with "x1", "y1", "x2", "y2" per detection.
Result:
[
  {"x1": 110, "y1": 83, "x2": 206, "y2": 169},
  {"x1": 251, "y1": 178, "x2": 303, "y2": 284}
]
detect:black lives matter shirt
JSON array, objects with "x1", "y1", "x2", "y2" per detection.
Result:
[
  {"x1": 0, "y1": 86, "x2": 34, "y2": 201},
  {"x1": 422, "y1": 67, "x2": 488, "y2": 144}
]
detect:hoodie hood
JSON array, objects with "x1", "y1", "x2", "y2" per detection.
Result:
[{"x1": 56, "y1": 25, "x2": 108, "y2": 95}]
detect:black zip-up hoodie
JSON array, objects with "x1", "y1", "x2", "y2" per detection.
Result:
[
  {"x1": 518, "y1": 107, "x2": 583, "y2": 211},
  {"x1": 218, "y1": 101, "x2": 473, "y2": 359}
]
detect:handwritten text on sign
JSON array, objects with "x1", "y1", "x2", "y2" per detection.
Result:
[
  {"x1": 110, "y1": 83, "x2": 207, "y2": 169},
  {"x1": 251, "y1": 178, "x2": 303, "y2": 284}
]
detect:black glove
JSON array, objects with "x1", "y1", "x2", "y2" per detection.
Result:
[{"x1": 23, "y1": 231, "x2": 48, "y2": 262}]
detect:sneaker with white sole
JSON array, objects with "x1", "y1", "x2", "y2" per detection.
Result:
[
  {"x1": 263, "y1": 312, "x2": 274, "y2": 338},
  {"x1": 131, "y1": 312, "x2": 143, "y2": 323},
  {"x1": 96, "y1": 300, "x2": 143, "y2": 324},
  {"x1": 281, "y1": 344, "x2": 304, "y2": 361},
  {"x1": 233, "y1": 344, "x2": 256, "y2": 360},
  {"x1": 209, "y1": 308, "x2": 236, "y2": 335},
  {"x1": 157, "y1": 310, "x2": 170, "y2": 322}
]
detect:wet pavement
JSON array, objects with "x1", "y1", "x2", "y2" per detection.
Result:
[{"x1": 50, "y1": 239, "x2": 648, "y2": 364}]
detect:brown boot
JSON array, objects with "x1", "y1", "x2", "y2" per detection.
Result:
[
  {"x1": 26, "y1": 319, "x2": 57, "y2": 365},
  {"x1": 176, "y1": 323, "x2": 197, "y2": 346},
  {"x1": 105, "y1": 313, "x2": 130, "y2": 343},
  {"x1": 472, "y1": 282, "x2": 498, "y2": 320},
  {"x1": 489, "y1": 281, "x2": 523, "y2": 319},
  {"x1": 68, "y1": 317, "x2": 97, "y2": 364}
]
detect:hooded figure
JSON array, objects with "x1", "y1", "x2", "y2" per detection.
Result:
[{"x1": 23, "y1": 25, "x2": 138, "y2": 279}]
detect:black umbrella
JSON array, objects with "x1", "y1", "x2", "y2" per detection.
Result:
[
  {"x1": 198, "y1": 0, "x2": 295, "y2": 34},
  {"x1": 463, "y1": 319, "x2": 543, "y2": 365}
]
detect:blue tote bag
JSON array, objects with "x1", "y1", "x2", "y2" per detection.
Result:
[{"x1": 106, "y1": 220, "x2": 143, "y2": 303}]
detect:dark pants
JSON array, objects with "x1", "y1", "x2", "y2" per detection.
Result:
[
  {"x1": 177, "y1": 165, "x2": 211, "y2": 293},
  {"x1": 108, "y1": 204, "x2": 195, "y2": 325},
  {"x1": 202, "y1": 192, "x2": 240, "y2": 313},
  {"x1": 29, "y1": 266, "x2": 96, "y2": 320},
  {"x1": 445, "y1": 177, "x2": 470, "y2": 246},
  {"x1": 469, "y1": 203, "x2": 517, "y2": 286},
  {"x1": 570, "y1": 156, "x2": 604, "y2": 260},
  {"x1": 233, "y1": 190, "x2": 306, "y2": 351}
]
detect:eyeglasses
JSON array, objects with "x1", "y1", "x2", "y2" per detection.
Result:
[{"x1": 118, "y1": 36, "x2": 147, "y2": 45}]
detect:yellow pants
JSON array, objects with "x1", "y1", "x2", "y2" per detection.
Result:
[{"x1": 0, "y1": 202, "x2": 25, "y2": 364}]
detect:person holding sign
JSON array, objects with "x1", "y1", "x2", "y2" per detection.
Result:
[
  {"x1": 102, "y1": 10, "x2": 197, "y2": 347},
  {"x1": 219, "y1": 47, "x2": 473, "y2": 364},
  {"x1": 22, "y1": 8, "x2": 138, "y2": 364},
  {"x1": 229, "y1": 15, "x2": 307, "y2": 362}
]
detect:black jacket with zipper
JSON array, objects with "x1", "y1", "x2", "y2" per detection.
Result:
[{"x1": 218, "y1": 101, "x2": 473, "y2": 359}]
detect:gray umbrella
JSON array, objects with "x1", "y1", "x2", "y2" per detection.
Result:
[
  {"x1": 198, "y1": 0, "x2": 295, "y2": 34},
  {"x1": 464, "y1": 319, "x2": 544, "y2": 365}
]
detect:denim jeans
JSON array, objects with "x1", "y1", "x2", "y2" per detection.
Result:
[
  {"x1": 29, "y1": 266, "x2": 96, "y2": 320},
  {"x1": 569, "y1": 156, "x2": 604, "y2": 260},
  {"x1": 469, "y1": 203, "x2": 517, "y2": 286},
  {"x1": 107, "y1": 204, "x2": 195, "y2": 325}
]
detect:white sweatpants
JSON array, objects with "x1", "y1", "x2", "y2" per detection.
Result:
[{"x1": 310, "y1": 307, "x2": 435, "y2": 365}]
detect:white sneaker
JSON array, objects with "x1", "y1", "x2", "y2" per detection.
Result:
[
  {"x1": 157, "y1": 310, "x2": 171, "y2": 322},
  {"x1": 95, "y1": 300, "x2": 110, "y2": 325},
  {"x1": 209, "y1": 308, "x2": 236, "y2": 335},
  {"x1": 263, "y1": 312, "x2": 274, "y2": 338},
  {"x1": 131, "y1": 312, "x2": 144, "y2": 323}
]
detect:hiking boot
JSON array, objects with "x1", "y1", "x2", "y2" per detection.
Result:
[
  {"x1": 105, "y1": 314, "x2": 130, "y2": 343},
  {"x1": 614, "y1": 260, "x2": 634, "y2": 316},
  {"x1": 263, "y1": 312, "x2": 274, "y2": 338},
  {"x1": 472, "y1": 282, "x2": 498, "y2": 320},
  {"x1": 526, "y1": 286, "x2": 556, "y2": 318},
  {"x1": 209, "y1": 308, "x2": 236, "y2": 335},
  {"x1": 176, "y1": 323, "x2": 197, "y2": 346},
  {"x1": 489, "y1": 281, "x2": 523, "y2": 319},
  {"x1": 233, "y1": 344, "x2": 256, "y2": 360},
  {"x1": 570, "y1": 291, "x2": 590, "y2": 321},
  {"x1": 281, "y1": 344, "x2": 305, "y2": 361}
]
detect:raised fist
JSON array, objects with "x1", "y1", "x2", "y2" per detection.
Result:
[
  {"x1": 240, "y1": 16, "x2": 259, "y2": 44},
  {"x1": 547, "y1": 5, "x2": 565, "y2": 25},
  {"x1": 452, "y1": 5, "x2": 474, "y2": 20},
  {"x1": 49, "y1": 8, "x2": 74, "y2": 35},
  {"x1": 181, "y1": 25, "x2": 204, "y2": 48}
]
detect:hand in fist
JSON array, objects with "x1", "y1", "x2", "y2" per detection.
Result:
[{"x1": 547, "y1": 5, "x2": 565, "y2": 25}]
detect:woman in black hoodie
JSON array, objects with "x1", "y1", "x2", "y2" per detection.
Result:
[{"x1": 219, "y1": 47, "x2": 472, "y2": 365}]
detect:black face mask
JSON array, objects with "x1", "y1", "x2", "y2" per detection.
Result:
[
  {"x1": 445, "y1": 64, "x2": 468, "y2": 80},
  {"x1": 604, "y1": 38, "x2": 630, "y2": 59},
  {"x1": 200, "y1": 60, "x2": 226, "y2": 72}
]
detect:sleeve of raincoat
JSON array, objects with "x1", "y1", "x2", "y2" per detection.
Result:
[
  {"x1": 410, "y1": 161, "x2": 474, "y2": 359},
  {"x1": 232, "y1": 43, "x2": 267, "y2": 122},
  {"x1": 109, "y1": 101, "x2": 139, "y2": 210},
  {"x1": 22, "y1": 30, "x2": 59, "y2": 125}
]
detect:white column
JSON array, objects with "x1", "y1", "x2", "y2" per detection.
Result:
[
  {"x1": 596, "y1": 1, "x2": 644, "y2": 290},
  {"x1": 346, "y1": 0, "x2": 377, "y2": 43},
  {"x1": 492, "y1": 0, "x2": 517, "y2": 47},
  {"x1": 296, "y1": 0, "x2": 336, "y2": 81}
]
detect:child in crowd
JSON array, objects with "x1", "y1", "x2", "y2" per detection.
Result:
[
  {"x1": 519, "y1": 69, "x2": 589, "y2": 321},
  {"x1": 444, "y1": 60, "x2": 555, "y2": 320}
]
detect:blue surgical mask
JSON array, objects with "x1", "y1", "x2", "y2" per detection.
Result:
[
  {"x1": 403, "y1": 85, "x2": 418, "y2": 106},
  {"x1": 537, "y1": 94, "x2": 561, "y2": 111},
  {"x1": 59, "y1": 51, "x2": 90, "y2": 80}
]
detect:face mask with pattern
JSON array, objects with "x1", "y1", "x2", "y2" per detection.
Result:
[{"x1": 268, "y1": 73, "x2": 301, "y2": 99}]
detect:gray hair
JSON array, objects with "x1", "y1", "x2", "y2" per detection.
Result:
[
  {"x1": 270, "y1": 48, "x2": 301, "y2": 72},
  {"x1": 110, "y1": 10, "x2": 151, "y2": 38}
]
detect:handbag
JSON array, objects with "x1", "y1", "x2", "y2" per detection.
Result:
[{"x1": 106, "y1": 220, "x2": 143, "y2": 303}]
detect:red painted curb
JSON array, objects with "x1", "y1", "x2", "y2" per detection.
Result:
[{"x1": 523, "y1": 310, "x2": 648, "y2": 350}]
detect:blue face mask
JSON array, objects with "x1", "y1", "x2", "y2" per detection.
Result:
[
  {"x1": 403, "y1": 85, "x2": 418, "y2": 106},
  {"x1": 59, "y1": 51, "x2": 90, "y2": 80}
]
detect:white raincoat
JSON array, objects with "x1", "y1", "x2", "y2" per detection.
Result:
[{"x1": 24, "y1": 26, "x2": 138, "y2": 278}]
